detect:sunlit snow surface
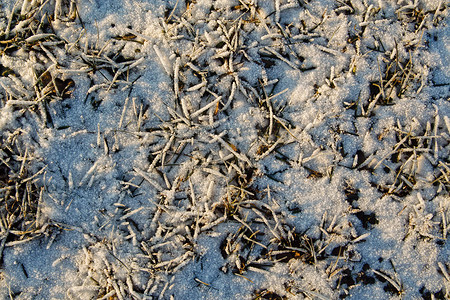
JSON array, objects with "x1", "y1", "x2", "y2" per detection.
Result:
[{"x1": 0, "y1": 0, "x2": 449, "y2": 299}]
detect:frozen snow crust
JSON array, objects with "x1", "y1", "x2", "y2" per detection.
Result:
[{"x1": 0, "y1": 0, "x2": 449, "y2": 299}]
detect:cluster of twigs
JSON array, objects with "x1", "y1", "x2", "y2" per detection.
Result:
[
  {"x1": 0, "y1": 130, "x2": 48, "y2": 258},
  {"x1": 0, "y1": 0, "x2": 77, "y2": 129},
  {"x1": 368, "y1": 113, "x2": 450, "y2": 198}
]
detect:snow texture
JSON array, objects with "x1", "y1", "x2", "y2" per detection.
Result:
[{"x1": 0, "y1": 0, "x2": 449, "y2": 299}]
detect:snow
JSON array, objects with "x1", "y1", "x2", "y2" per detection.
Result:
[{"x1": 0, "y1": 0, "x2": 449, "y2": 299}]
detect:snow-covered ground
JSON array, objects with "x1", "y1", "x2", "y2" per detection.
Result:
[{"x1": 0, "y1": 0, "x2": 449, "y2": 299}]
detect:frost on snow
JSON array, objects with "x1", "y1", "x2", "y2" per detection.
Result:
[{"x1": 0, "y1": 0, "x2": 449, "y2": 299}]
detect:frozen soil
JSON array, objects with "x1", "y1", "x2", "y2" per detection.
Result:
[{"x1": 0, "y1": 0, "x2": 449, "y2": 299}]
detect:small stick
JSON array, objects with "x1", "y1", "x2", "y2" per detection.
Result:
[
  {"x1": 21, "y1": 165, "x2": 47, "y2": 184},
  {"x1": 374, "y1": 134, "x2": 409, "y2": 170},
  {"x1": 211, "y1": 134, "x2": 252, "y2": 165},
  {"x1": 206, "y1": 180, "x2": 215, "y2": 201},
  {"x1": 67, "y1": 171, "x2": 74, "y2": 192},
  {"x1": 5, "y1": 0, "x2": 20, "y2": 39},
  {"x1": 372, "y1": 270, "x2": 402, "y2": 293},
  {"x1": 118, "y1": 97, "x2": 130, "y2": 129},
  {"x1": 127, "y1": 57, "x2": 145, "y2": 70},
  {"x1": 272, "y1": 115, "x2": 299, "y2": 141},
  {"x1": 220, "y1": 82, "x2": 236, "y2": 112},
  {"x1": 267, "y1": 101, "x2": 274, "y2": 137},
  {"x1": 154, "y1": 45, "x2": 172, "y2": 75},
  {"x1": 261, "y1": 33, "x2": 282, "y2": 40},
  {"x1": 180, "y1": 96, "x2": 190, "y2": 122},
  {"x1": 98, "y1": 290, "x2": 116, "y2": 300},
  {"x1": 274, "y1": 0, "x2": 280, "y2": 23},
  {"x1": 443, "y1": 116, "x2": 450, "y2": 135},
  {"x1": 315, "y1": 44, "x2": 340, "y2": 56},
  {"x1": 0, "y1": 230, "x2": 9, "y2": 264},
  {"x1": 158, "y1": 279, "x2": 170, "y2": 300},
  {"x1": 172, "y1": 256, "x2": 191, "y2": 273},
  {"x1": 432, "y1": 0, "x2": 443, "y2": 25},
  {"x1": 137, "y1": 102, "x2": 143, "y2": 132},
  {"x1": 191, "y1": 97, "x2": 222, "y2": 119},
  {"x1": 119, "y1": 207, "x2": 145, "y2": 220},
  {"x1": 25, "y1": 33, "x2": 55, "y2": 43},
  {"x1": 96, "y1": 123, "x2": 101, "y2": 147},
  {"x1": 188, "y1": 178, "x2": 196, "y2": 205},
  {"x1": 193, "y1": 214, "x2": 200, "y2": 240},
  {"x1": 107, "y1": 279, "x2": 125, "y2": 300},
  {"x1": 167, "y1": 106, "x2": 190, "y2": 125},
  {"x1": 433, "y1": 112, "x2": 440, "y2": 160},
  {"x1": 200, "y1": 214, "x2": 227, "y2": 232},
  {"x1": 54, "y1": 0, "x2": 62, "y2": 20},
  {"x1": 6, "y1": 237, "x2": 35, "y2": 247},
  {"x1": 438, "y1": 262, "x2": 450, "y2": 282},
  {"x1": 174, "y1": 57, "x2": 180, "y2": 99},
  {"x1": 107, "y1": 67, "x2": 126, "y2": 92},
  {"x1": 154, "y1": 251, "x2": 192, "y2": 269},
  {"x1": 441, "y1": 210, "x2": 447, "y2": 240},
  {"x1": 232, "y1": 215, "x2": 253, "y2": 233},
  {"x1": 160, "y1": 134, "x2": 175, "y2": 168},
  {"x1": 256, "y1": 138, "x2": 283, "y2": 160},
  {"x1": 252, "y1": 208, "x2": 281, "y2": 241},
  {"x1": 243, "y1": 236, "x2": 267, "y2": 250},
  {"x1": 20, "y1": 0, "x2": 31, "y2": 15},
  {"x1": 352, "y1": 233, "x2": 370, "y2": 243},
  {"x1": 134, "y1": 168, "x2": 164, "y2": 192},
  {"x1": 79, "y1": 160, "x2": 100, "y2": 186},
  {"x1": 186, "y1": 81, "x2": 206, "y2": 92},
  {"x1": 263, "y1": 47, "x2": 297, "y2": 69},
  {"x1": 166, "y1": 0, "x2": 180, "y2": 23},
  {"x1": 280, "y1": 2, "x2": 299, "y2": 11},
  {"x1": 186, "y1": 62, "x2": 202, "y2": 73}
]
